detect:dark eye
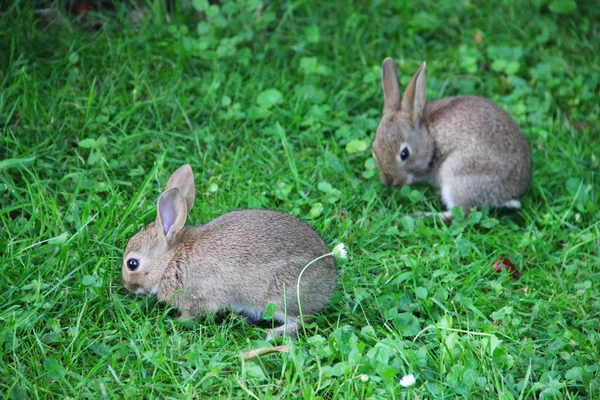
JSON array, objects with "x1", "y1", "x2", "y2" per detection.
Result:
[
  {"x1": 400, "y1": 147, "x2": 410, "y2": 161},
  {"x1": 126, "y1": 258, "x2": 140, "y2": 271}
]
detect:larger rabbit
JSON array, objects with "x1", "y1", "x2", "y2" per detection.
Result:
[
  {"x1": 122, "y1": 164, "x2": 337, "y2": 339},
  {"x1": 372, "y1": 58, "x2": 532, "y2": 219}
]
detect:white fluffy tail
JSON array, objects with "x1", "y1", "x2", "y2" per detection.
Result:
[{"x1": 502, "y1": 200, "x2": 522, "y2": 209}]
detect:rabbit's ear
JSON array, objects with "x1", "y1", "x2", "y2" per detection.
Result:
[
  {"x1": 156, "y1": 188, "x2": 187, "y2": 248},
  {"x1": 382, "y1": 58, "x2": 401, "y2": 114},
  {"x1": 401, "y1": 62, "x2": 427, "y2": 127},
  {"x1": 165, "y1": 164, "x2": 195, "y2": 212}
]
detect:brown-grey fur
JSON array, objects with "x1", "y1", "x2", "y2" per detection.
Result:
[
  {"x1": 373, "y1": 58, "x2": 532, "y2": 218},
  {"x1": 122, "y1": 164, "x2": 337, "y2": 339}
]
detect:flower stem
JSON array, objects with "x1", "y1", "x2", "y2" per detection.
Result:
[{"x1": 296, "y1": 252, "x2": 333, "y2": 336}]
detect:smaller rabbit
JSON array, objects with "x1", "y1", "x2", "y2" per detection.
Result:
[
  {"x1": 122, "y1": 164, "x2": 337, "y2": 339},
  {"x1": 372, "y1": 58, "x2": 532, "y2": 219}
]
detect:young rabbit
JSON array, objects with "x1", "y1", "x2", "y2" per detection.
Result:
[
  {"x1": 122, "y1": 164, "x2": 337, "y2": 339},
  {"x1": 372, "y1": 58, "x2": 532, "y2": 219}
]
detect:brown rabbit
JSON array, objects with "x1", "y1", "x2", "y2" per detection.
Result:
[
  {"x1": 122, "y1": 164, "x2": 337, "y2": 339},
  {"x1": 372, "y1": 58, "x2": 532, "y2": 219}
]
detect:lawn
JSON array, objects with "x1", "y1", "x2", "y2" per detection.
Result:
[{"x1": 1, "y1": 0, "x2": 599, "y2": 398}]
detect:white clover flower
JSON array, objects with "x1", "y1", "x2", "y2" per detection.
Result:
[
  {"x1": 332, "y1": 243, "x2": 347, "y2": 260},
  {"x1": 360, "y1": 374, "x2": 369, "y2": 382},
  {"x1": 399, "y1": 374, "x2": 416, "y2": 388}
]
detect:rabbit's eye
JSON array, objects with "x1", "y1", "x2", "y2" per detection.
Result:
[
  {"x1": 127, "y1": 258, "x2": 140, "y2": 271},
  {"x1": 400, "y1": 147, "x2": 410, "y2": 161}
]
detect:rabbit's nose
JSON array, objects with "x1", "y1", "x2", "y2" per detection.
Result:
[
  {"x1": 380, "y1": 172, "x2": 395, "y2": 187},
  {"x1": 380, "y1": 172, "x2": 407, "y2": 187}
]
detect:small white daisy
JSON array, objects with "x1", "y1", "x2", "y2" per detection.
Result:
[
  {"x1": 332, "y1": 243, "x2": 348, "y2": 260},
  {"x1": 399, "y1": 374, "x2": 416, "y2": 388}
]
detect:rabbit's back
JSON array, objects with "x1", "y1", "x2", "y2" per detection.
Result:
[
  {"x1": 427, "y1": 96, "x2": 529, "y2": 157},
  {"x1": 188, "y1": 209, "x2": 331, "y2": 261}
]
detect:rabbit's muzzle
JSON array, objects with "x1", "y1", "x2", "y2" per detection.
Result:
[
  {"x1": 123, "y1": 279, "x2": 139, "y2": 293},
  {"x1": 380, "y1": 172, "x2": 406, "y2": 187}
]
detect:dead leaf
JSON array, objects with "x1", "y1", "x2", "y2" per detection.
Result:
[{"x1": 241, "y1": 346, "x2": 289, "y2": 361}]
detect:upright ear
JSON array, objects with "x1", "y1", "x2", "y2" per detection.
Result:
[
  {"x1": 156, "y1": 188, "x2": 188, "y2": 248},
  {"x1": 165, "y1": 164, "x2": 195, "y2": 213},
  {"x1": 401, "y1": 62, "x2": 427, "y2": 127},
  {"x1": 382, "y1": 57, "x2": 401, "y2": 114}
]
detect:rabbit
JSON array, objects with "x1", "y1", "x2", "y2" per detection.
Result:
[
  {"x1": 122, "y1": 164, "x2": 337, "y2": 340},
  {"x1": 372, "y1": 58, "x2": 532, "y2": 220}
]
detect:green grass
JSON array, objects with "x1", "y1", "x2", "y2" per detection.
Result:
[{"x1": 1, "y1": 0, "x2": 599, "y2": 398}]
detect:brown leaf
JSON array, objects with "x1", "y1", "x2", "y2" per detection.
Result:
[
  {"x1": 474, "y1": 30, "x2": 483, "y2": 46},
  {"x1": 493, "y1": 257, "x2": 520, "y2": 280}
]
